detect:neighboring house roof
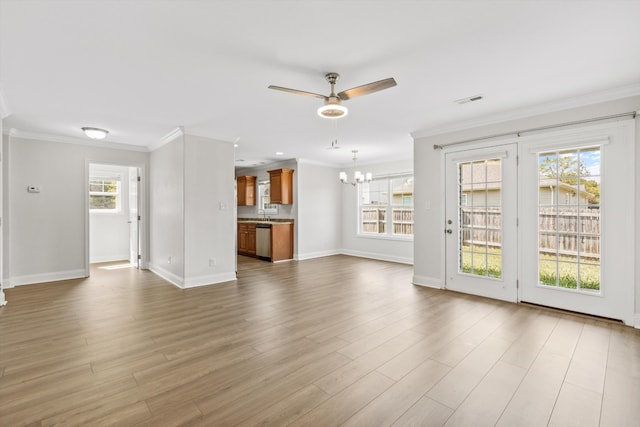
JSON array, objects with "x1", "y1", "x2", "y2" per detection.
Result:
[
  {"x1": 538, "y1": 175, "x2": 594, "y2": 200},
  {"x1": 460, "y1": 161, "x2": 594, "y2": 199}
]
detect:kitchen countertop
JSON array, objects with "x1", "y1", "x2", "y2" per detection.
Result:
[{"x1": 237, "y1": 219, "x2": 294, "y2": 225}]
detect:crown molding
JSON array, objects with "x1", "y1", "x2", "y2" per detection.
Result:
[
  {"x1": 148, "y1": 126, "x2": 184, "y2": 151},
  {"x1": 8, "y1": 128, "x2": 148, "y2": 152},
  {"x1": 296, "y1": 158, "x2": 338, "y2": 168},
  {"x1": 412, "y1": 83, "x2": 640, "y2": 140}
]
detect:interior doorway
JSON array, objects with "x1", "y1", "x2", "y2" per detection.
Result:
[{"x1": 87, "y1": 163, "x2": 142, "y2": 272}]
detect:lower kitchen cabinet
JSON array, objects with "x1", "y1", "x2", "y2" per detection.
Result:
[
  {"x1": 237, "y1": 223, "x2": 256, "y2": 256},
  {"x1": 238, "y1": 222, "x2": 293, "y2": 262},
  {"x1": 271, "y1": 223, "x2": 293, "y2": 262}
]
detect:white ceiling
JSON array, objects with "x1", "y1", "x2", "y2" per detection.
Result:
[{"x1": 1, "y1": 1, "x2": 639, "y2": 167}]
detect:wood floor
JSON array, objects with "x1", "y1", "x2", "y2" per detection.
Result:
[{"x1": 1, "y1": 255, "x2": 639, "y2": 427}]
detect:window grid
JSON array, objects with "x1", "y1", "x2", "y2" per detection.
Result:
[
  {"x1": 359, "y1": 175, "x2": 413, "y2": 237},
  {"x1": 458, "y1": 159, "x2": 503, "y2": 279},
  {"x1": 537, "y1": 147, "x2": 601, "y2": 292}
]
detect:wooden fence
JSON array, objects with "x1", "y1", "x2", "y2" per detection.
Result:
[{"x1": 461, "y1": 207, "x2": 600, "y2": 259}]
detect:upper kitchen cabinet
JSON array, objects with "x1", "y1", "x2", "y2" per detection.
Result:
[
  {"x1": 268, "y1": 169, "x2": 294, "y2": 204},
  {"x1": 237, "y1": 175, "x2": 257, "y2": 206}
]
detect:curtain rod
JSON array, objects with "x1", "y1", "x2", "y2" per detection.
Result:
[{"x1": 433, "y1": 111, "x2": 637, "y2": 150}]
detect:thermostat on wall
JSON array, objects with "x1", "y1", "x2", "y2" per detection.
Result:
[{"x1": 27, "y1": 186, "x2": 41, "y2": 193}]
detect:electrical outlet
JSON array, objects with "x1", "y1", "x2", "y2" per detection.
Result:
[
  {"x1": 167, "y1": 256, "x2": 172, "y2": 264},
  {"x1": 209, "y1": 258, "x2": 216, "y2": 267}
]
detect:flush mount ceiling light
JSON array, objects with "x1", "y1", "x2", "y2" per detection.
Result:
[{"x1": 81, "y1": 127, "x2": 109, "y2": 140}]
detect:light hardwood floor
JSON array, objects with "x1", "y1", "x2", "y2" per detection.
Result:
[{"x1": 1, "y1": 255, "x2": 639, "y2": 426}]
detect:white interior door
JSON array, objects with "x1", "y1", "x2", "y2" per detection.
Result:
[
  {"x1": 445, "y1": 144, "x2": 518, "y2": 302},
  {"x1": 518, "y1": 121, "x2": 635, "y2": 324},
  {"x1": 129, "y1": 167, "x2": 140, "y2": 268}
]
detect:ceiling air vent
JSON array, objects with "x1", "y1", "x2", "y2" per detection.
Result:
[{"x1": 454, "y1": 95, "x2": 484, "y2": 105}]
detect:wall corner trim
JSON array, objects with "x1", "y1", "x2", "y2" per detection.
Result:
[
  {"x1": 412, "y1": 275, "x2": 443, "y2": 289},
  {"x1": 635, "y1": 314, "x2": 640, "y2": 329},
  {"x1": 149, "y1": 127, "x2": 184, "y2": 152},
  {"x1": 148, "y1": 263, "x2": 185, "y2": 288}
]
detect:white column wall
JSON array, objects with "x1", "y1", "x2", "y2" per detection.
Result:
[
  {"x1": 296, "y1": 161, "x2": 342, "y2": 260},
  {"x1": 148, "y1": 135, "x2": 185, "y2": 285},
  {"x1": 183, "y1": 134, "x2": 236, "y2": 286}
]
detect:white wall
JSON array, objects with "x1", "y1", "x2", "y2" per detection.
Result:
[
  {"x1": 296, "y1": 161, "x2": 342, "y2": 260},
  {"x1": 89, "y1": 164, "x2": 131, "y2": 263},
  {"x1": 341, "y1": 158, "x2": 414, "y2": 264},
  {"x1": 4, "y1": 134, "x2": 149, "y2": 286},
  {"x1": 149, "y1": 132, "x2": 236, "y2": 288},
  {"x1": 183, "y1": 134, "x2": 235, "y2": 286},
  {"x1": 148, "y1": 135, "x2": 185, "y2": 284},
  {"x1": 412, "y1": 95, "x2": 640, "y2": 327}
]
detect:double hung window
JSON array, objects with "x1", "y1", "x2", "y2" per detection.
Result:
[{"x1": 359, "y1": 174, "x2": 414, "y2": 238}]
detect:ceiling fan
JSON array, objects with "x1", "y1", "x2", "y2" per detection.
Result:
[{"x1": 268, "y1": 72, "x2": 397, "y2": 119}]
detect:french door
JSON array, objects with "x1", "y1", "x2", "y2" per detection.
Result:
[
  {"x1": 518, "y1": 121, "x2": 635, "y2": 324},
  {"x1": 444, "y1": 144, "x2": 518, "y2": 302}
]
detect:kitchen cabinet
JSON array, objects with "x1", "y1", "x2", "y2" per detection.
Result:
[
  {"x1": 271, "y1": 223, "x2": 294, "y2": 262},
  {"x1": 267, "y1": 169, "x2": 294, "y2": 204},
  {"x1": 237, "y1": 223, "x2": 256, "y2": 255},
  {"x1": 237, "y1": 221, "x2": 293, "y2": 261},
  {"x1": 237, "y1": 176, "x2": 257, "y2": 206}
]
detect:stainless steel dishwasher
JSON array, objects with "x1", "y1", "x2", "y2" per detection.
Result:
[{"x1": 255, "y1": 223, "x2": 271, "y2": 259}]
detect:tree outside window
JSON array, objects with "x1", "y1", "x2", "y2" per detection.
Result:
[{"x1": 89, "y1": 178, "x2": 121, "y2": 212}]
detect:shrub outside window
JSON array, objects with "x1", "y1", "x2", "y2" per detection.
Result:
[{"x1": 89, "y1": 178, "x2": 121, "y2": 212}]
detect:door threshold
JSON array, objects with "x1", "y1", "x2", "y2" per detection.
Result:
[{"x1": 519, "y1": 301, "x2": 624, "y2": 325}]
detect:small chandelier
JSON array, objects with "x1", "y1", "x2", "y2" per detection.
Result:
[{"x1": 339, "y1": 150, "x2": 372, "y2": 186}]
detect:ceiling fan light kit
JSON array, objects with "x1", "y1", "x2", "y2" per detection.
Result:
[
  {"x1": 269, "y1": 72, "x2": 396, "y2": 119},
  {"x1": 318, "y1": 98, "x2": 348, "y2": 118}
]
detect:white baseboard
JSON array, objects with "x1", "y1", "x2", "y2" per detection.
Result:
[
  {"x1": 90, "y1": 254, "x2": 130, "y2": 264},
  {"x1": 147, "y1": 263, "x2": 184, "y2": 288},
  {"x1": 295, "y1": 249, "x2": 341, "y2": 261},
  {"x1": 148, "y1": 263, "x2": 237, "y2": 289},
  {"x1": 339, "y1": 249, "x2": 413, "y2": 265},
  {"x1": 412, "y1": 274, "x2": 443, "y2": 289},
  {"x1": 7, "y1": 269, "x2": 87, "y2": 287},
  {"x1": 183, "y1": 272, "x2": 237, "y2": 288}
]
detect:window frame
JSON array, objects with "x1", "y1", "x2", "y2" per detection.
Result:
[
  {"x1": 89, "y1": 176, "x2": 122, "y2": 213},
  {"x1": 357, "y1": 173, "x2": 414, "y2": 240},
  {"x1": 257, "y1": 180, "x2": 278, "y2": 215}
]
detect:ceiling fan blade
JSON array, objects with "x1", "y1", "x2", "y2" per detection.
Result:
[
  {"x1": 268, "y1": 85, "x2": 327, "y2": 100},
  {"x1": 337, "y1": 77, "x2": 397, "y2": 100}
]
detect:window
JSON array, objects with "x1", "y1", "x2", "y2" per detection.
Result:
[
  {"x1": 538, "y1": 147, "x2": 601, "y2": 292},
  {"x1": 258, "y1": 181, "x2": 278, "y2": 214},
  {"x1": 359, "y1": 174, "x2": 413, "y2": 237},
  {"x1": 458, "y1": 159, "x2": 503, "y2": 279},
  {"x1": 89, "y1": 178, "x2": 121, "y2": 212}
]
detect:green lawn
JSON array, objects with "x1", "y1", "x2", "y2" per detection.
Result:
[{"x1": 460, "y1": 247, "x2": 600, "y2": 291}]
